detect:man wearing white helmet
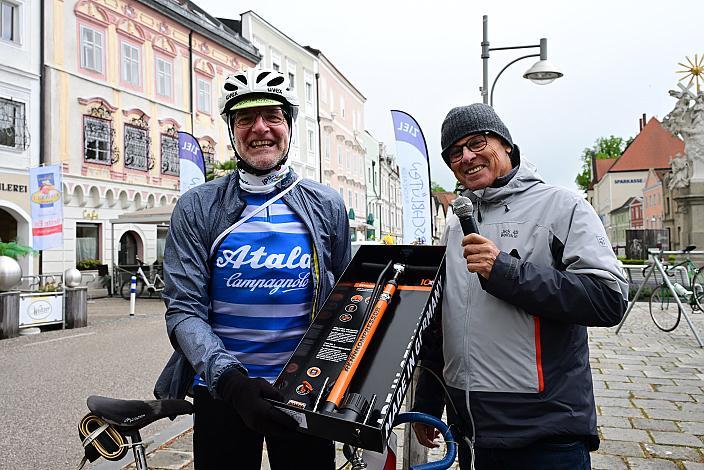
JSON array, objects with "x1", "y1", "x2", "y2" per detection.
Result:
[{"x1": 155, "y1": 68, "x2": 350, "y2": 469}]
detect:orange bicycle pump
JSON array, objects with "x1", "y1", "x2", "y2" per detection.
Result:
[{"x1": 321, "y1": 263, "x2": 405, "y2": 415}]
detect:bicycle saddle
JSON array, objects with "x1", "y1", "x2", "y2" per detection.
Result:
[
  {"x1": 87, "y1": 396, "x2": 193, "y2": 431},
  {"x1": 684, "y1": 245, "x2": 697, "y2": 253}
]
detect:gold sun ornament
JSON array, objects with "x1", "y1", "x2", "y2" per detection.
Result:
[{"x1": 677, "y1": 54, "x2": 703, "y2": 94}]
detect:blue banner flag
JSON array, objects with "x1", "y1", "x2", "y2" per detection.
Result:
[
  {"x1": 391, "y1": 111, "x2": 433, "y2": 245},
  {"x1": 178, "y1": 131, "x2": 206, "y2": 195}
]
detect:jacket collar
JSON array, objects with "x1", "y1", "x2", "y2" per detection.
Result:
[{"x1": 465, "y1": 157, "x2": 544, "y2": 205}]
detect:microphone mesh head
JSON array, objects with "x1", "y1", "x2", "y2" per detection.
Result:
[{"x1": 452, "y1": 196, "x2": 474, "y2": 219}]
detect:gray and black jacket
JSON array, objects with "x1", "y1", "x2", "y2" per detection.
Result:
[
  {"x1": 414, "y1": 159, "x2": 628, "y2": 449},
  {"x1": 154, "y1": 169, "x2": 351, "y2": 400}
]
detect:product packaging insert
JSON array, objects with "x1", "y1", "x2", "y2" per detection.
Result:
[{"x1": 271, "y1": 244, "x2": 445, "y2": 452}]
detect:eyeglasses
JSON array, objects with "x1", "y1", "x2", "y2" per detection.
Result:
[
  {"x1": 446, "y1": 132, "x2": 490, "y2": 163},
  {"x1": 233, "y1": 108, "x2": 286, "y2": 128}
]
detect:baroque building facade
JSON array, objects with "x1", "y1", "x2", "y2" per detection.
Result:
[{"x1": 41, "y1": 0, "x2": 257, "y2": 274}]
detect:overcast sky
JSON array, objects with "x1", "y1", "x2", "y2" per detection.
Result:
[{"x1": 197, "y1": 0, "x2": 702, "y2": 193}]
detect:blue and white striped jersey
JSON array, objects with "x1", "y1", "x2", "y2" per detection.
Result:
[{"x1": 197, "y1": 192, "x2": 314, "y2": 385}]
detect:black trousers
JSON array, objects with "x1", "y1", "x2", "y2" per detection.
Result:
[{"x1": 193, "y1": 387, "x2": 335, "y2": 470}]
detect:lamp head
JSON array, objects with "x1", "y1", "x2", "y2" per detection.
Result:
[{"x1": 523, "y1": 59, "x2": 563, "y2": 85}]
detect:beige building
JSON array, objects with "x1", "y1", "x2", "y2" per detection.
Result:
[
  {"x1": 379, "y1": 148, "x2": 402, "y2": 242},
  {"x1": 432, "y1": 192, "x2": 457, "y2": 245},
  {"x1": 591, "y1": 117, "x2": 683, "y2": 246}
]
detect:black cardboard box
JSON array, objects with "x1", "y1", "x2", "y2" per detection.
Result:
[{"x1": 272, "y1": 244, "x2": 445, "y2": 452}]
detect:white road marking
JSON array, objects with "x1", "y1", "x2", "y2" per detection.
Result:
[{"x1": 23, "y1": 332, "x2": 96, "y2": 346}]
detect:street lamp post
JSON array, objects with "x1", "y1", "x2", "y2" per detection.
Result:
[{"x1": 480, "y1": 15, "x2": 563, "y2": 106}]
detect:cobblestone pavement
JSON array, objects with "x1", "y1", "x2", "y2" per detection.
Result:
[{"x1": 124, "y1": 302, "x2": 704, "y2": 469}]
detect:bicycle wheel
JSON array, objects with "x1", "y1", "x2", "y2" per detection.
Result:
[
  {"x1": 649, "y1": 288, "x2": 682, "y2": 332},
  {"x1": 120, "y1": 278, "x2": 145, "y2": 300},
  {"x1": 692, "y1": 269, "x2": 704, "y2": 312}
]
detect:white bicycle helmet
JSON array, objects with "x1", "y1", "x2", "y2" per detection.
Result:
[
  {"x1": 219, "y1": 68, "x2": 299, "y2": 175},
  {"x1": 219, "y1": 68, "x2": 299, "y2": 122}
]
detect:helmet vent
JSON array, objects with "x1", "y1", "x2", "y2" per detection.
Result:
[
  {"x1": 224, "y1": 83, "x2": 238, "y2": 91},
  {"x1": 267, "y1": 76, "x2": 285, "y2": 87},
  {"x1": 256, "y1": 71, "x2": 270, "y2": 83}
]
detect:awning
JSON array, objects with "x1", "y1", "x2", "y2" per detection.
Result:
[{"x1": 110, "y1": 203, "x2": 176, "y2": 225}]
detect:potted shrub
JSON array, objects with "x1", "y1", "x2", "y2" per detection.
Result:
[{"x1": 76, "y1": 259, "x2": 102, "y2": 271}]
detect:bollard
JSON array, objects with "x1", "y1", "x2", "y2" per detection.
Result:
[
  {"x1": 0, "y1": 291, "x2": 20, "y2": 339},
  {"x1": 129, "y1": 276, "x2": 136, "y2": 316},
  {"x1": 65, "y1": 287, "x2": 88, "y2": 328}
]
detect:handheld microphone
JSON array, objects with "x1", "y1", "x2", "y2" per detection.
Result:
[{"x1": 452, "y1": 196, "x2": 480, "y2": 236}]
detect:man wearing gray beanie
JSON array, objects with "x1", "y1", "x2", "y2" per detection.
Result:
[{"x1": 412, "y1": 103, "x2": 628, "y2": 469}]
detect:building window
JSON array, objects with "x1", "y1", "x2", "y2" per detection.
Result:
[
  {"x1": 201, "y1": 141, "x2": 215, "y2": 176},
  {"x1": 337, "y1": 145, "x2": 342, "y2": 165},
  {"x1": 157, "y1": 226, "x2": 168, "y2": 262},
  {"x1": 307, "y1": 129, "x2": 315, "y2": 152},
  {"x1": 76, "y1": 223, "x2": 100, "y2": 262},
  {"x1": 161, "y1": 133, "x2": 179, "y2": 176},
  {"x1": 271, "y1": 50, "x2": 281, "y2": 72},
  {"x1": 252, "y1": 36, "x2": 265, "y2": 63},
  {"x1": 305, "y1": 82, "x2": 313, "y2": 104},
  {"x1": 324, "y1": 134, "x2": 330, "y2": 161},
  {"x1": 288, "y1": 71, "x2": 295, "y2": 89},
  {"x1": 197, "y1": 78, "x2": 211, "y2": 114},
  {"x1": 156, "y1": 58, "x2": 173, "y2": 98},
  {"x1": 124, "y1": 124, "x2": 149, "y2": 170},
  {"x1": 83, "y1": 115, "x2": 112, "y2": 164},
  {"x1": 287, "y1": 122, "x2": 297, "y2": 148},
  {"x1": 1, "y1": 0, "x2": 18, "y2": 43},
  {"x1": 121, "y1": 42, "x2": 141, "y2": 86},
  {"x1": 320, "y1": 77, "x2": 327, "y2": 103},
  {"x1": 79, "y1": 25, "x2": 103, "y2": 73},
  {"x1": 0, "y1": 97, "x2": 25, "y2": 149}
]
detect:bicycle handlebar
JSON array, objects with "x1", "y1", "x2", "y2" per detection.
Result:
[{"x1": 392, "y1": 412, "x2": 457, "y2": 470}]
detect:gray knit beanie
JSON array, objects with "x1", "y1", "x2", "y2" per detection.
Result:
[{"x1": 440, "y1": 103, "x2": 513, "y2": 161}]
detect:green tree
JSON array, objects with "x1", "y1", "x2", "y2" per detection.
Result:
[
  {"x1": 431, "y1": 181, "x2": 447, "y2": 193},
  {"x1": 575, "y1": 135, "x2": 631, "y2": 191},
  {"x1": 206, "y1": 159, "x2": 237, "y2": 181}
]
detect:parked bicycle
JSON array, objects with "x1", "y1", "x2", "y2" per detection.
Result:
[
  {"x1": 119, "y1": 257, "x2": 165, "y2": 300},
  {"x1": 648, "y1": 245, "x2": 704, "y2": 332},
  {"x1": 77, "y1": 396, "x2": 456, "y2": 470}
]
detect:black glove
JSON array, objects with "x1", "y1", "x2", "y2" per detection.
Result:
[{"x1": 217, "y1": 368, "x2": 298, "y2": 437}]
